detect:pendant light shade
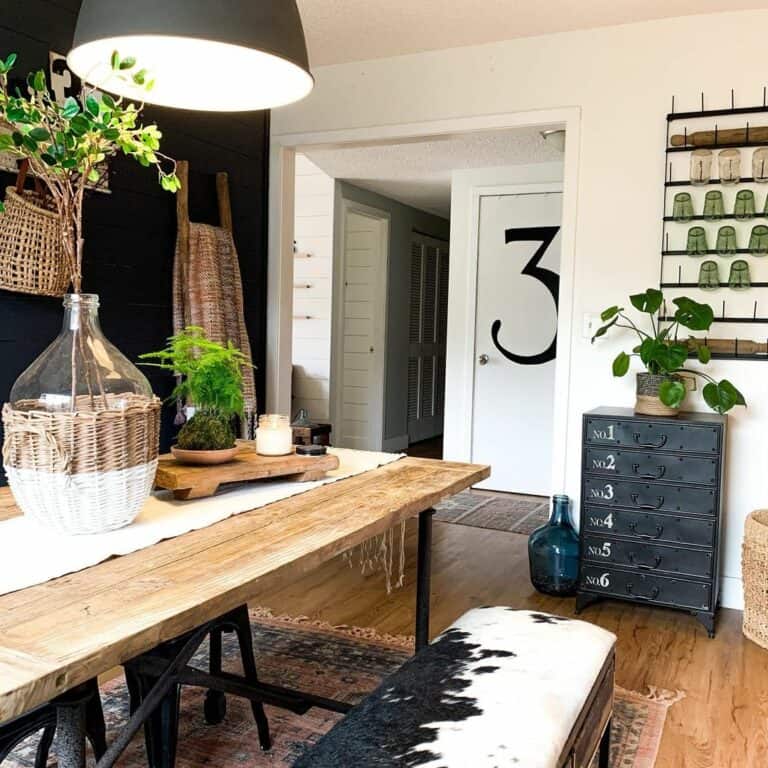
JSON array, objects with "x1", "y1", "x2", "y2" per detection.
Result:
[{"x1": 68, "y1": 0, "x2": 314, "y2": 112}]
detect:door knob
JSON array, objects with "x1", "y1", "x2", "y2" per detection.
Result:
[{"x1": 478, "y1": 354, "x2": 489, "y2": 366}]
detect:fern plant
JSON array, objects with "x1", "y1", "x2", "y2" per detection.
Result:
[{"x1": 141, "y1": 327, "x2": 250, "y2": 449}]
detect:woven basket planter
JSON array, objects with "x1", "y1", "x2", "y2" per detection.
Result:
[
  {"x1": 2, "y1": 394, "x2": 161, "y2": 535},
  {"x1": 635, "y1": 373, "x2": 683, "y2": 417},
  {"x1": 743, "y1": 509, "x2": 768, "y2": 649},
  {"x1": 0, "y1": 186, "x2": 70, "y2": 297}
]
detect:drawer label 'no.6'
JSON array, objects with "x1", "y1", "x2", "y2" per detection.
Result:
[{"x1": 584, "y1": 572, "x2": 611, "y2": 588}]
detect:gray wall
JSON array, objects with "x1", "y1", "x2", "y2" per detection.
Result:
[{"x1": 337, "y1": 182, "x2": 450, "y2": 446}]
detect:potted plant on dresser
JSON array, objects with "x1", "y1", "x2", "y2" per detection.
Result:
[
  {"x1": 0, "y1": 52, "x2": 180, "y2": 535},
  {"x1": 141, "y1": 326, "x2": 251, "y2": 465},
  {"x1": 592, "y1": 288, "x2": 746, "y2": 415}
]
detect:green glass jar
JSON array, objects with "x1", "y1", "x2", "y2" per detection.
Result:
[
  {"x1": 686, "y1": 226, "x2": 709, "y2": 256},
  {"x1": 716, "y1": 225, "x2": 738, "y2": 256}
]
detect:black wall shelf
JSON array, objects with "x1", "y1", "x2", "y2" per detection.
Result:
[
  {"x1": 660, "y1": 93, "x2": 768, "y2": 359},
  {"x1": 663, "y1": 215, "x2": 768, "y2": 223},
  {"x1": 665, "y1": 177, "x2": 764, "y2": 187}
]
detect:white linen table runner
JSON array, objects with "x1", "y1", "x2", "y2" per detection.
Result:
[{"x1": 0, "y1": 448, "x2": 402, "y2": 596}]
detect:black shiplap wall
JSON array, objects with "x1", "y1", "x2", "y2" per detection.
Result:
[{"x1": 0, "y1": 1, "x2": 270, "y2": 471}]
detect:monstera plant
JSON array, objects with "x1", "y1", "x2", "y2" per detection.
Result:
[{"x1": 592, "y1": 288, "x2": 746, "y2": 416}]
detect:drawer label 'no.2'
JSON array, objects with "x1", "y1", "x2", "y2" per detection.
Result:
[{"x1": 591, "y1": 454, "x2": 616, "y2": 471}]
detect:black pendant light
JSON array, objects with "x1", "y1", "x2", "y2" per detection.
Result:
[{"x1": 68, "y1": 0, "x2": 314, "y2": 112}]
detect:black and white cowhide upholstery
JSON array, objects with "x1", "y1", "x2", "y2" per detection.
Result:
[{"x1": 294, "y1": 608, "x2": 616, "y2": 768}]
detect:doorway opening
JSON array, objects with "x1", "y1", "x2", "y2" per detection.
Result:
[{"x1": 272, "y1": 109, "x2": 579, "y2": 498}]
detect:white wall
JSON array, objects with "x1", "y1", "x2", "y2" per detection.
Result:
[
  {"x1": 272, "y1": 10, "x2": 768, "y2": 608},
  {"x1": 292, "y1": 154, "x2": 334, "y2": 420}
]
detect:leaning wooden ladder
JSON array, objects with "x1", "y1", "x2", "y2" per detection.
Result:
[{"x1": 173, "y1": 160, "x2": 257, "y2": 437}]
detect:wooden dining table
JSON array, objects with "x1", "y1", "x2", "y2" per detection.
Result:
[{"x1": 0, "y1": 455, "x2": 489, "y2": 766}]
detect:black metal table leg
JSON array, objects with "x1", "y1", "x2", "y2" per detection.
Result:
[
  {"x1": 53, "y1": 695, "x2": 86, "y2": 768},
  {"x1": 415, "y1": 508, "x2": 434, "y2": 652}
]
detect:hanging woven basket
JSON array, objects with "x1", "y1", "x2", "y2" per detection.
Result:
[
  {"x1": 742, "y1": 509, "x2": 768, "y2": 649},
  {"x1": 0, "y1": 182, "x2": 70, "y2": 298},
  {"x1": 2, "y1": 394, "x2": 161, "y2": 535}
]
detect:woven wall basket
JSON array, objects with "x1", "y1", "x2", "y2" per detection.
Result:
[
  {"x1": 0, "y1": 186, "x2": 70, "y2": 297},
  {"x1": 742, "y1": 509, "x2": 768, "y2": 649},
  {"x1": 2, "y1": 394, "x2": 161, "y2": 535}
]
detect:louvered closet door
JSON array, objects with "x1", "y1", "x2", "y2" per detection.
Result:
[{"x1": 408, "y1": 235, "x2": 449, "y2": 443}]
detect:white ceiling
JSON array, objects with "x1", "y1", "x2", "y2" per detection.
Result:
[
  {"x1": 303, "y1": 128, "x2": 564, "y2": 218},
  {"x1": 296, "y1": 0, "x2": 765, "y2": 67}
]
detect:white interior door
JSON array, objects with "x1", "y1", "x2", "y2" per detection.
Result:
[
  {"x1": 332, "y1": 201, "x2": 389, "y2": 450},
  {"x1": 471, "y1": 192, "x2": 563, "y2": 495}
]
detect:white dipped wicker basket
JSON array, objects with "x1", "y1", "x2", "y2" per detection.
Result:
[{"x1": 2, "y1": 394, "x2": 161, "y2": 535}]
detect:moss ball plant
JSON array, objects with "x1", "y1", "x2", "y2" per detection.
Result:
[
  {"x1": 141, "y1": 326, "x2": 251, "y2": 451},
  {"x1": 176, "y1": 412, "x2": 235, "y2": 451}
]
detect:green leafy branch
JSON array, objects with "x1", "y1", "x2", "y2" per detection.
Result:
[
  {"x1": 592, "y1": 288, "x2": 746, "y2": 414},
  {"x1": 0, "y1": 51, "x2": 180, "y2": 291}
]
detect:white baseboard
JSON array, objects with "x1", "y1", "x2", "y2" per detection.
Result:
[
  {"x1": 383, "y1": 434, "x2": 409, "y2": 452},
  {"x1": 720, "y1": 576, "x2": 744, "y2": 610}
]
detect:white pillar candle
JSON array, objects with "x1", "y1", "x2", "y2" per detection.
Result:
[{"x1": 256, "y1": 414, "x2": 293, "y2": 456}]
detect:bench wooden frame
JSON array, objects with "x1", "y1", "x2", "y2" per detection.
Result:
[{"x1": 556, "y1": 645, "x2": 615, "y2": 768}]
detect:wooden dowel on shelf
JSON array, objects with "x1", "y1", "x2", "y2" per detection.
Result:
[
  {"x1": 176, "y1": 160, "x2": 190, "y2": 265},
  {"x1": 671, "y1": 125, "x2": 768, "y2": 147}
]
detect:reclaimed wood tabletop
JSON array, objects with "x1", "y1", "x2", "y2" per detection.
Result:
[{"x1": 0, "y1": 456, "x2": 489, "y2": 723}]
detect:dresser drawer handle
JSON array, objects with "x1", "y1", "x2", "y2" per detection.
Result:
[
  {"x1": 628, "y1": 521, "x2": 664, "y2": 539},
  {"x1": 633, "y1": 432, "x2": 668, "y2": 449},
  {"x1": 626, "y1": 583, "x2": 661, "y2": 601},
  {"x1": 631, "y1": 493, "x2": 664, "y2": 510},
  {"x1": 633, "y1": 463, "x2": 666, "y2": 480},
  {"x1": 629, "y1": 552, "x2": 663, "y2": 570}
]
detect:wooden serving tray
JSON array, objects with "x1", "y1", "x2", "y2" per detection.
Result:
[{"x1": 155, "y1": 442, "x2": 340, "y2": 500}]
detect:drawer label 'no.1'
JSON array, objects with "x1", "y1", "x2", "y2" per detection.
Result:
[{"x1": 592, "y1": 424, "x2": 616, "y2": 441}]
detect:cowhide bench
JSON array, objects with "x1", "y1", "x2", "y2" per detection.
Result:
[{"x1": 294, "y1": 608, "x2": 616, "y2": 768}]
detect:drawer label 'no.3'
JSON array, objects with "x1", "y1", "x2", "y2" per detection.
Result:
[
  {"x1": 584, "y1": 572, "x2": 611, "y2": 588},
  {"x1": 589, "y1": 483, "x2": 614, "y2": 500}
]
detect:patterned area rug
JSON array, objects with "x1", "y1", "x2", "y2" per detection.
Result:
[
  {"x1": 434, "y1": 490, "x2": 550, "y2": 535},
  {"x1": 6, "y1": 610, "x2": 682, "y2": 767}
]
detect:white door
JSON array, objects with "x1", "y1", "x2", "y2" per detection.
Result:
[
  {"x1": 332, "y1": 201, "x2": 389, "y2": 450},
  {"x1": 471, "y1": 192, "x2": 563, "y2": 495}
]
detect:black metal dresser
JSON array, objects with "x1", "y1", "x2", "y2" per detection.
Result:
[{"x1": 576, "y1": 407, "x2": 726, "y2": 637}]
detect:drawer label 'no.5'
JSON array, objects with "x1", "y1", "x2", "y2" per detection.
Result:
[{"x1": 587, "y1": 542, "x2": 612, "y2": 558}]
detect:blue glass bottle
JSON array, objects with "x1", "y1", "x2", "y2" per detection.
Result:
[{"x1": 528, "y1": 494, "x2": 580, "y2": 596}]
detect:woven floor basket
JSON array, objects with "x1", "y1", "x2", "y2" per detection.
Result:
[
  {"x1": 2, "y1": 394, "x2": 161, "y2": 535},
  {"x1": 743, "y1": 509, "x2": 768, "y2": 648},
  {"x1": 0, "y1": 186, "x2": 70, "y2": 297}
]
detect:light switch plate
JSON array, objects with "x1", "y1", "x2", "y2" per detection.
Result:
[{"x1": 582, "y1": 313, "x2": 601, "y2": 340}]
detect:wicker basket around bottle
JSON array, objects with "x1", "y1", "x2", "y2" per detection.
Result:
[
  {"x1": 2, "y1": 394, "x2": 161, "y2": 535},
  {"x1": 0, "y1": 186, "x2": 70, "y2": 297},
  {"x1": 743, "y1": 509, "x2": 768, "y2": 649}
]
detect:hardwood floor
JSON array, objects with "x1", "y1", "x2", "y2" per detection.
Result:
[{"x1": 251, "y1": 518, "x2": 768, "y2": 768}]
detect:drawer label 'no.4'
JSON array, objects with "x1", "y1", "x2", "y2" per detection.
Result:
[{"x1": 588, "y1": 512, "x2": 614, "y2": 529}]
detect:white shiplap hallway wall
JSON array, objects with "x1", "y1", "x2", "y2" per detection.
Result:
[{"x1": 292, "y1": 155, "x2": 334, "y2": 421}]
